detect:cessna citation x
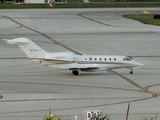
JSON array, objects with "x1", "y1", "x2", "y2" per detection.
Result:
[{"x1": 4, "y1": 38, "x2": 143, "y2": 75}]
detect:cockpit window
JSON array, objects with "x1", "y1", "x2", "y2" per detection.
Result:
[
  {"x1": 127, "y1": 58, "x2": 131, "y2": 61},
  {"x1": 123, "y1": 57, "x2": 131, "y2": 61}
]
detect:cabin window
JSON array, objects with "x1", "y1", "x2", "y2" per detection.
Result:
[
  {"x1": 95, "y1": 58, "x2": 97, "y2": 61},
  {"x1": 100, "y1": 58, "x2": 101, "y2": 61},
  {"x1": 104, "y1": 58, "x2": 107, "y2": 61},
  {"x1": 114, "y1": 58, "x2": 116, "y2": 61},
  {"x1": 90, "y1": 58, "x2": 92, "y2": 60},
  {"x1": 109, "y1": 58, "x2": 111, "y2": 61}
]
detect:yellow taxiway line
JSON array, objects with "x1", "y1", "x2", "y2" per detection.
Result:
[
  {"x1": 109, "y1": 70, "x2": 157, "y2": 97},
  {"x1": 143, "y1": 10, "x2": 149, "y2": 14},
  {"x1": 2, "y1": 16, "x2": 82, "y2": 55}
]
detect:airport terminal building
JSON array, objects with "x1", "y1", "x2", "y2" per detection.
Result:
[
  {"x1": 23, "y1": 0, "x2": 54, "y2": 3},
  {"x1": 0, "y1": 0, "x2": 56, "y2": 3}
]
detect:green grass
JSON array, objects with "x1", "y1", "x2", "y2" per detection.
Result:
[
  {"x1": 127, "y1": 0, "x2": 160, "y2": 1},
  {"x1": 90, "y1": 0, "x2": 160, "y2": 1},
  {"x1": 1, "y1": 2, "x2": 160, "y2": 9},
  {"x1": 0, "y1": 4, "x2": 50, "y2": 9},
  {"x1": 123, "y1": 14, "x2": 160, "y2": 26},
  {"x1": 44, "y1": 115, "x2": 60, "y2": 120},
  {"x1": 89, "y1": 0, "x2": 106, "y2": 2},
  {"x1": 67, "y1": 0, "x2": 83, "y2": 2},
  {"x1": 57, "y1": 3, "x2": 160, "y2": 8},
  {"x1": 142, "y1": 115, "x2": 158, "y2": 120}
]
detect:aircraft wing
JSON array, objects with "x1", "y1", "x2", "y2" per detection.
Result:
[{"x1": 52, "y1": 66, "x2": 99, "y2": 71}]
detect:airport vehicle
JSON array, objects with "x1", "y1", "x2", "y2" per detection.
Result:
[{"x1": 4, "y1": 38, "x2": 143, "y2": 75}]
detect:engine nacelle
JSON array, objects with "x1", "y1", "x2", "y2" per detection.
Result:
[{"x1": 44, "y1": 52, "x2": 74, "y2": 62}]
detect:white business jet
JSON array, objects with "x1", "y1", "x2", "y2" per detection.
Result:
[{"x1": 4, "y1": 38, "x2": 143, "y2": 75}]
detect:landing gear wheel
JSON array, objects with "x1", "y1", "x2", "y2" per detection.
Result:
[
  {"x1": 130, "y1": 69, "x2": 133, "y2": 74},
  {"x1": 72, "y1": 70, "x2": 79, "y2": 75}
]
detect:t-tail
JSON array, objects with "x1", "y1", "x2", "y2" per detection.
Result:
[{"x1": 5, "y1": 38, "x2": 47, "y2": 59}]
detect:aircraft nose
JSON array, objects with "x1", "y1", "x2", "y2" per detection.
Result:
[
  {"x1": 135, "y1": 61, "x2": 144, "y2": 68},
  {"x1": 138, "y1": 62, "x2": 143, "y2": 67}
]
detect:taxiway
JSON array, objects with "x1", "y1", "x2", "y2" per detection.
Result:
[{"x1": 0, "y1": 8, "x2": 160, "y2": 120}]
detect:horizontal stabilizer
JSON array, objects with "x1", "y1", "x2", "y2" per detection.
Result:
[{"x1": 5, "y1": 38, "x2": 30, "y2": 45}]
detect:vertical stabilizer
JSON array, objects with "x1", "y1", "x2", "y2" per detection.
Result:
[{"x1": 7, "y1": 38, "x2": 47, "y2": 58}]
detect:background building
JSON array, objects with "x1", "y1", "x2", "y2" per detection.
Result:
[{"x1": 23, "y1": 0, "x2": 50, "y2": 3}]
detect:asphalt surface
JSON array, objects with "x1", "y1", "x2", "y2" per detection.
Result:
[{"x1": 0, "y1": 8, "x2": 160, "y2": 120}]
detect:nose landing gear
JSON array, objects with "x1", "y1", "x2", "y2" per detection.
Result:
[{"x1": 130, "y1": 69, "x2": 133, "y2": 74}]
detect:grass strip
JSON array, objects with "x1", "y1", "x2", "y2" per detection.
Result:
[
  {"x1": 123, "y1": 14, "x2": 160, "y2": 26},
  {"x1": 1, "y1": 2, "x2": 160, "y2": 9}
]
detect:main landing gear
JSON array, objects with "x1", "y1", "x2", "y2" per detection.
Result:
[
  {"x1": 72, "y1": 69, "x2": 81, "y2": 75},
  {"x1": 72, "y1": 70, "x2": 79, "y2": 75},
  {"x1": 130, "y1": 69, "x2": 133, "y2": 74}
]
